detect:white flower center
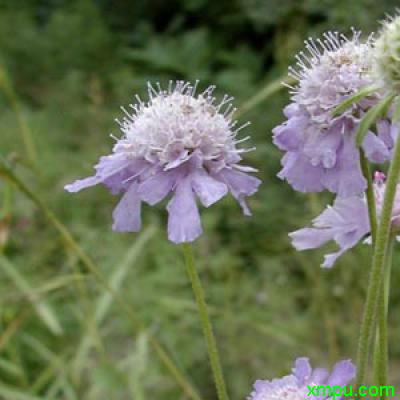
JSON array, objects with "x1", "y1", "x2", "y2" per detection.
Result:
[
  {"x1": 114, "y1": 82, "x2": 250, "y2": 166},
  {"x1": 287, "y1": 31, "x2": 374, "y2": 125},
  {"x1": 253, "y1": 376, "x2": 315, "y2": 400}
]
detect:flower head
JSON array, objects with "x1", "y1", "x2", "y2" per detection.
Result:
[
  {"x1": 273, "y1": 31, "x2": 395, "y2": 197},
  {"x1": 248, "y1": 357, "x2": 355, "y2": 400},
  {"x1": 373, "y1": 13, "x2": 400, "y2": 92},
  {"x1": 290, "y1": 172, "x2": 400, "y2": 267},
  {"x1": 65, "y1": 81, "x2": 261, "y2": 243}
]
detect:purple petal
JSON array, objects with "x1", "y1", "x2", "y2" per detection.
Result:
[
  {"x1": 272, "y1": 116, "x2": 307, "y2": 151},
  {"x1": 311, "y1": 368, "x2": 330, "y2": 384},
  {"x1": 283, "y1": 103, "x2": 301, "y2": 118},
  {"x1": 377, "y1": 120, "x2": 394, "y2": 150},
  {"x1": 167, "y1": 178, "x2": 202, "y2": 244},
  {"x1": 103, "y1": 159, "x2": 150, "y2": 194},
  {"x1": 65, "y1": 176, "x2": 103, "y2": 193},
  {"x1": 192, "y1": 169, "x2": 228, "y2": 207},
  {"x1": 326, "y1": 360, "x2": 356, "y2": 387},
  {"x1": 138, "y1": 169, "x2": 180, "y2": 205},
  {"x1": 290, "y1": 228, "x2": 335, "y2": 251},
  {"x1": 293, "y1": 357, "x2": 312, "y2": 383},
  {"x1": 278, "y1": 152, "x2": 325, "y2": 193},
  {"x1": 362, "y1": 132, "x2": 390, "y2": 164},
  {"x1": 216, "y1": 168, "x2": 261, "y2": 216},
  {"x1": 291, "y1": 196, "x2": 369, "y2": 267},
  {"x1": 322, "y1": 229, "x2": 366, "y2": 268},
  {"x1": 322, "y1": 134, "x2": 366, "y2": 197},
  {"x1": 303, "y1": 122, "x2": 342, "y2": 169},
  {"x1": 65, "y1": 155, "x2": 132, "y2": 193},
  {"x1": 112, "y1": 182, "x2": 141, "y2": 232}
]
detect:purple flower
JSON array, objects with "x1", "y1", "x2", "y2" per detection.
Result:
[
  {"x1": 65, "y1": 81, "x2": 261, "y2": 243},
  {"x1": 290, "y1": 172, "x2": 400, "y2": 267},
  {"x1": 248, "y1": 357, "x2": 356, "y2": 400},
  {"x1": 273, "y1": 31, "x2": 395, "y2": 197}
]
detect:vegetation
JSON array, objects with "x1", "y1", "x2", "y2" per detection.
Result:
[{"x1": 0, "y1": 1, "x2": 399, "y2": 398}]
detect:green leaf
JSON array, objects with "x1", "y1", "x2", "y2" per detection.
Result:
[
  {"x1": 332, "y1": 85, "x2": 380, "y2": 117},
  {"x1": 355, "y1": 94, "x2": 396, "y2": 148}
]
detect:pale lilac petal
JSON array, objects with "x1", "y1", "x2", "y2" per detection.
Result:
[
  {"x1": 167, "y1": 178, "x2": 202, "y2": 244},
  {"x1": 303, "y1": 121, "x2": 342, "y2": 168},
  {"x1": 293, "y1": 357, "x2": 312, "y2": 383},
  {"x1": 112, "y1": 182, "x2": 141, "y2": 232},
  {"x1": 291, "y1": 196, "x2": 370, "y2": 267},
  {"x1": 322, "y1": 135, "x2": 366, "y2": 197},
  {"x1": 377, "y1": 119, "x2": 394, "y2": 149},
  {"x1": 138, "y1": 170, "x2": 180, "y2": 205},
  {"x1": 362, "y1": 132, "x2": 390, "y2": 163},
  {"x1": 65, "y1": 176, "x2": 102, "y2": 193},
  {"x1": 326, "y1": 360, "x2": 356, "y2": 387},
  {"x1": 216, "y1": 168, "x2": 261, "y2": 216},
  {"x1": 192, "y1": 170, "x2": 228, "y2": 207},
  {"x1": 391, "y1": 122, "x2": 400, "y2": 145},
  {"x1": 322, "y1": 222, "x2": 369, "y2": 268},
  {"x1": 283, "y1": 103, "x2": 301, "y2": 118},
  {"x1": 278, "y1": 152, "x2": 325, "y2": 193},
  {"x1": 103, "y1": 159, "x2": 150, "y2": 194},
  {"x1": 65, "y1": 155, "x2": 132, "y2": 193},
  {"x1": 272, "y1": 116, "x2": 307, "y2": 151},
  {"x1": 290, "y1": 228, "x2": 334, "y2": 250},
  {"x1": 311, "y1": 368, "x2": 330, "y2": 384}
]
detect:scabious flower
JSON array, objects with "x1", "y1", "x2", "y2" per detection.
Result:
[
  {"x1": 273, "y1": 31, "x2": 395, "y2": 197},
  {"x1": 373, "y1": 13, "x2": 400, "y2": 92},
  {"x1": 247, "y1": 357, "x2": 355, "y2": 400},
  {"x1": 65, "y1": 81, "x2": 261, "y2": 243},
  {"x1": 290, "y1": 172, "x2": 400, "y2": 267}
]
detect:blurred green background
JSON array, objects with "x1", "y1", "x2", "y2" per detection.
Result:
[{"x1": 1, "y1": 1, "x2": 400, "y2": 399}]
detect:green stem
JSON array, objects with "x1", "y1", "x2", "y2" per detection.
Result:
[
  {"x1": 355, "y1": 126, "x2": 400, "y2": 387},
  {"x1": 373, "y1": 238, "x2": 394, "y2": 393},
  {"x1": 360, "y1": 150, "x2": 377, "y2": 243},
  {"x1": 182, "y1": 243, "x2": 229, "y2": 400}
]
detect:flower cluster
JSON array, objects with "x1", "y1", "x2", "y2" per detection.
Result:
[
  {"x1": 290, "y1": 172, "x2": 400, "y2": 267},
  {"x1": 273, "y1": 31, "x2": 394, "y2": 197},
  {"x1": 248, "y1": 357, "x2": 356, "y2": 400},
  {"x1": 65, "y1": 81, "x2": 261, "y2": 244}
]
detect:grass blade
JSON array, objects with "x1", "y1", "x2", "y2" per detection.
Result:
[
  {"x1": 0, "y1": 67, "x2": 37, "y2": 167},
  {"x1": 0, "y1": 383, "x2": 45, "y2": 400},
  {"x1": 0, "y1": 255, "x2": 63, "y2": 335}
]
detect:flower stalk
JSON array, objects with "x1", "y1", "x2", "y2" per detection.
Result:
[
  {"x1": 182, "y1": 243, "x2": 229, "y2": 400},
  {"x1": 355, "y1": 119, "x2": 400, "y2": 387},
  {"x1": 373, "y1": 237, "x2": 394, "y2": 393}
]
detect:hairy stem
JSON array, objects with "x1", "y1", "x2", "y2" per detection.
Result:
[
  {"x1": 182, "y1": 243, "x2": 229, "y2": 400},
  {"x1": 373, "y1": 238, "x2": 394, "y2": 394},
  {"x1": 355, "y1": 127, "x2": 400, "y2": 387}
]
